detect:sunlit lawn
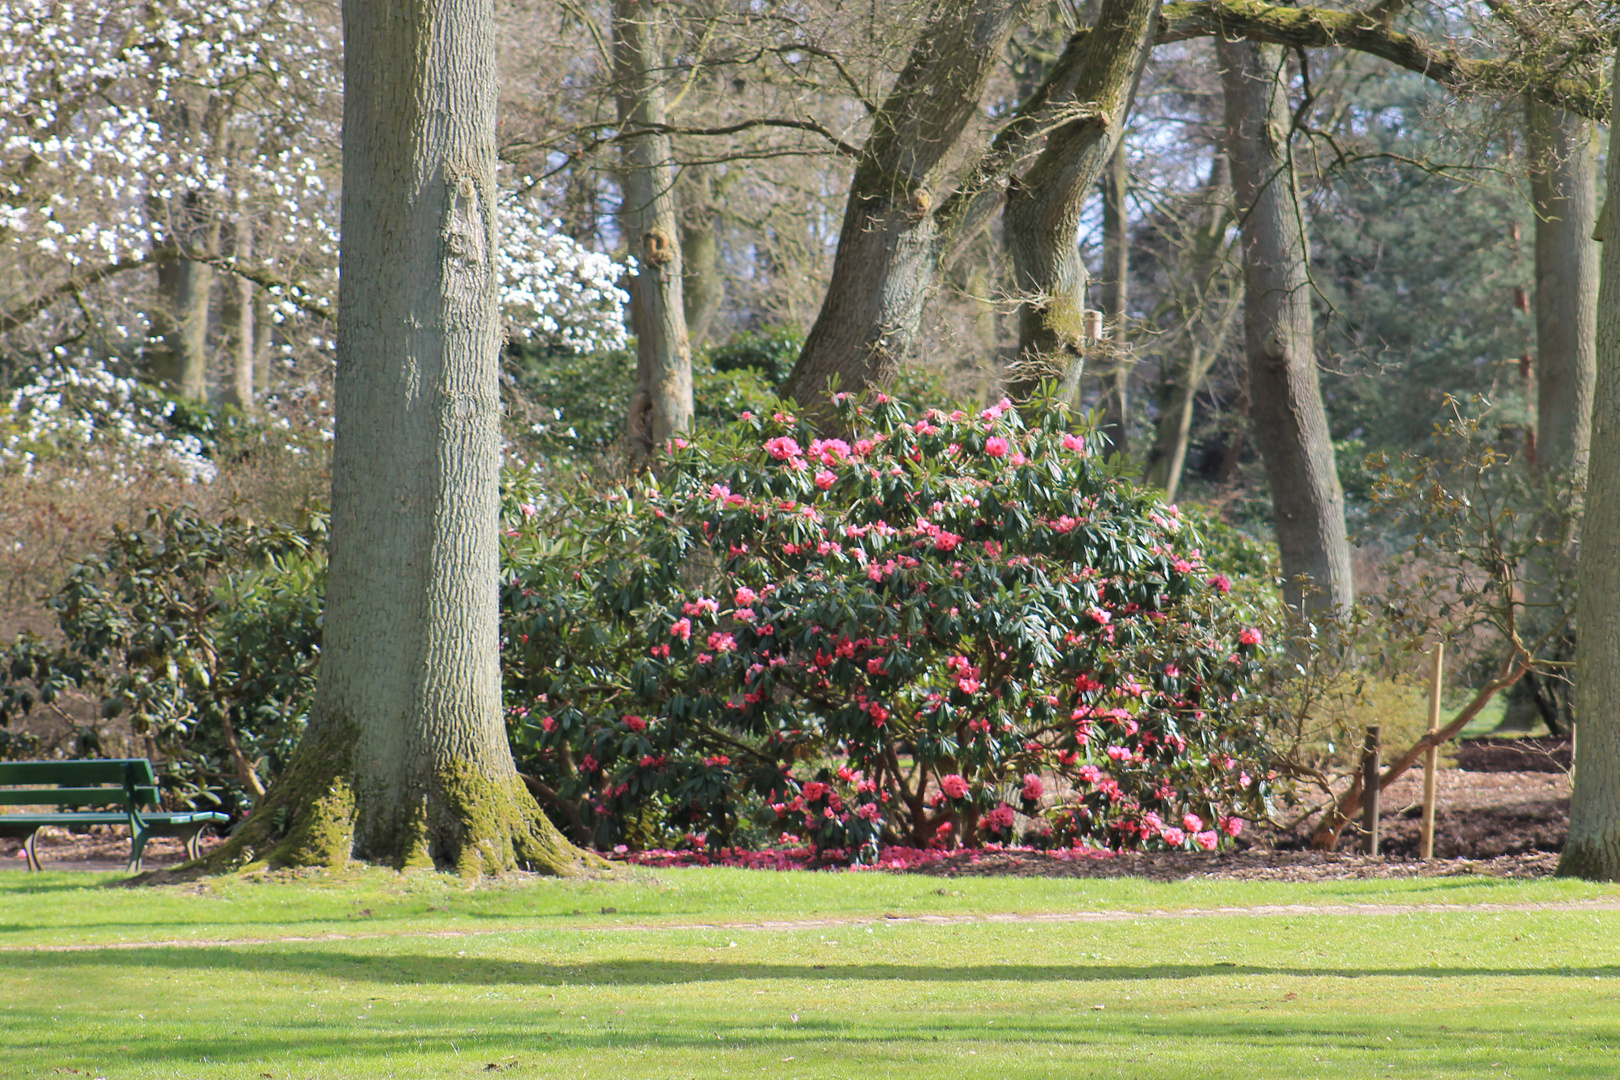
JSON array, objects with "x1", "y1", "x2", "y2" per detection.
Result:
[{"x1": 5, "y1": 865, "x2": 1619, "y2": 1078}]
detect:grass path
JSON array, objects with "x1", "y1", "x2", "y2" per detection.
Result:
[
  {"x1": 8, "y1": 894, "x2": 1620, "y2": 954},
  {"x1": 6, "y1": 868, "x2": 1620, "y2": 1078}
]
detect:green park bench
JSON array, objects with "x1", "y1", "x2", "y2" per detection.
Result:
[{"x1": 0, "y1": 758, "x2": 230, "y2": 872}]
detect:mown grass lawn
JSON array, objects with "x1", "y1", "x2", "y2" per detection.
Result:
[{"x1": 5, "y1": 866, "x2": 1619, "y2": 1078}]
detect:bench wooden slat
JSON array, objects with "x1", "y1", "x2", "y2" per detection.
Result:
[
  {"x1": 0, "y1": 759, "x2": 157, "y2": 786},
  {"x1": 0, "y1": 787, "x2": 160, "y2": 807},
  {"x1": 0, "y1": 812, "x2": 229, "y2": 827}
]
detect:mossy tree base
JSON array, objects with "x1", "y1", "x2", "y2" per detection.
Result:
[
  {"x1": 1557, "y1": 841, "x2": 1620, "y2": 882},
  {"x1": 202, "y1": 718, "x2": 600, "y2": 877}
]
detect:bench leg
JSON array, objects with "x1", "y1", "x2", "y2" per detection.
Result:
[
  {"x1": 128, "y1": 829, "x2": 148, "y2": 874},
  {"x1": 23, "y1": 829, "x2": 43, "y2": 873},
  {"x1": 181, "y1": 824, "x2": 210, "y2": 863}
]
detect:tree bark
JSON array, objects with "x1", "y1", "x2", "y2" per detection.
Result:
[
  {"x1": 1157, "y1": 1, "x2": 1607, "y2": 123},
  {"x1": 1528, "y1": 99, "x2": 1598, "y2": 482},
  {"x1": 1099, "y1": 138, "x2": 1131, "y2": 455},
  {"x1": 1559, "y1": 54, "x2": 1620, "y2": 881},
  {"x1": 146, "y1": 194, "x2": 215, "y2": 401},
  {"x1": 207, "y1": 0, "x2": 589, "y2": 877},
  {"x1": 616, "y1": 0, "x2": 694, "y2": 464},
  {"x1": 678, "y1": 164, "x2": 724, "y2": 347},
  {"x1": 1003, "y1": 0, "x2": 1160, "y2": 405},
  {"x1": 220, "y1": 218, "x2": 256, "y2": 411},
  {"x1": 1501, "y1": 99, "x2": 1599, "y2": 734},
  {"x1": 1220, "y1": 39, "x2": 1352, "y2": 616},
  {"x1": 780, "y1": 0, "x2": 1039, "y2": 413}
]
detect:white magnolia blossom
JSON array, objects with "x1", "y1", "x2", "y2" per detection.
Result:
[
  {"x1": 0, "y1": 0, "x2": 339, "y2": 285},
  {"x1": 1, "y1": 1, "x2": 627, "y2": 381},
  {"x1": 500, "y1": 189, "x2": 631, "y2": 354},
  {"x1": 2, "y1": 359, "x2": 218, "y2": 483}
]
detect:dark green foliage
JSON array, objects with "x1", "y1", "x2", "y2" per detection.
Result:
[{"x1": 0, "y1": 508, "x2": 327, "y2": 813}]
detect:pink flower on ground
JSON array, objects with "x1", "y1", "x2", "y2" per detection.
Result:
[
  {"x1": 669, "y1": 618, "x2": 692, "y2": 641},
  {"x1": 940, "y1": 773, "x2": 970, "y2": 799},
  {"x1": 1195, "y1": 830, "x2": 1219, "y2": 851},
  {"x1": 984, "y1": 436, "x2": 1009, "y2": 458},
  {"x1": 1239, "y1": 627, "x2": 1263, "y2": 646}
]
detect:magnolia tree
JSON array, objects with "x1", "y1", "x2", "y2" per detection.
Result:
[
  {"x1": 502, "y1": 393, "x2": 1272, "y2": 857},
  {"x1": 0, "y1": 1, "x2": 628, "y2": 401},
  {"x1": 0, "y1": 0, "x2": 339, "y2": 379}
]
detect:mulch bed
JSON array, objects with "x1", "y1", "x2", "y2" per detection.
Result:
[{"x1": 0, "y1": 748, "x2": 1575, "y2": 880}]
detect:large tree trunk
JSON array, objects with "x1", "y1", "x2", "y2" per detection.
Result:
[
  {"x1": 207, "y1": 0, "x2": 588, "y2": 877},
  {"x1": 616, "y1": 0, "x2": 693, "y2": 465},
  {"x1": 1003, "y1": 0, "x2": 1160, "y2": 405},
  {"x1": 1558, "y1": 59, "x2": 1620, "y2": 882},
  {"x1": 1502, "y1": 99, "x2": 1599, "y2": 734},
  {"x1": 780, "y1": 0, "x2": 1038, "y2": 413},
  {"x1": 1219, "y1": 39, "x2": 1352, "y2": 616},
  {"x1": 1530, "y1": 101, "x2": 1599, "y2": 479},
  {"x1": 1098, "y1": 139, "x2": 1131, "y2": 455}
]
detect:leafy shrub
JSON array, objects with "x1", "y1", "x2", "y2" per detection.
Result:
[
  {"x1": 500, "y1": 392, "x2": 1273, "y2": 857},
  {"x1": 0, "y1": 507, "x2": 326, "y2": 813}
]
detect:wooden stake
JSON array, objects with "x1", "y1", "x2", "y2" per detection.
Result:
[
  {"x1": 1362, "y1": 725, "x2": 1381, "y2": 855},
  {"x1": 1420, "y1": 643, "x2": 1444, "y2": 859}
]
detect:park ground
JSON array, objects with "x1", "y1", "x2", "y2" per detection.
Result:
[{"x1": 4, "y1": 739, "x2": 1617, "y2": 1080}]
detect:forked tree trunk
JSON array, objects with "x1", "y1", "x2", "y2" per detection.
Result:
[
  {"x1": 1219, "y1": 39, "x2": 1352, "y2": 616},
  {"x1": 207, "y1": 0, "x2": 588, "y2": 877},
  {"x1": 616, "y1": 0, "x2": 693, "y2": 464},
  {"x1": 1003, "y1": 0, "x2": 1160, "y2": 405},
  {"x1": 782, "y1": 0, "x2": 1037, "y2": 414},
  {"x1": 1559, "y1": 55, "x2": 1620, "y2": 882},
  {"x1": 1099, "y1": 138, "x2": 1131, "y2": 455}
]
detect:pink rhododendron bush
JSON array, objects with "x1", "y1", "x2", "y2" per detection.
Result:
[{"x1": 500, "y1": 393, "x2": 1272, "y2": 861}]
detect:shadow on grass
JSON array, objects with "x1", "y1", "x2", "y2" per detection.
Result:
[
  {"x1": 7, "y1": 948, "x2": 1620, "y2": 986},
  {"x1": 9, "y1": 1007, "x2": 1617, "y2": 1078}
]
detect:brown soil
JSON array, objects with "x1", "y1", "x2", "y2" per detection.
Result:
[{"x1": 0, "y1": 752, "x2": 1575, "y2": 881}]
